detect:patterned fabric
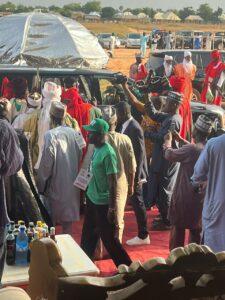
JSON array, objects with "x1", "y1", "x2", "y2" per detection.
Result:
[{"x1": 23, "y1": 110, "x2": 79, "y2": 168}]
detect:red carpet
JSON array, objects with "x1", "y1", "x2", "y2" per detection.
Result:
[{"x1": 61, "y1": 209, "x2": 171, "y2": 276}]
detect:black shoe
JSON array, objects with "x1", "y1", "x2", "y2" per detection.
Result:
[{"x1": 151, "y1": 221, "x2": 171, "y2": 231}]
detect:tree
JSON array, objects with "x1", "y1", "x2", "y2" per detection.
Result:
[
  {"x1": 63, "y1": 3, "x2": 82, "y2": 12},
  {"x1": 60, "y1": 9, "x2": 72, "y2": 18},
  {"x1": 142, "y1": 7, "x2": 155, "y2": 18},
  {"x1": 101, "y1": 7, "x2": 116, "y2": 19},
  {"x1": 119, "y1": 6, "x2": 124, "y2": 12},
  {"x1": 179, "y1": 7, "x2": 196, "y2": 20},
  {"x1": 131, "y1": 8, "x2": 143, "y2": 15},
  {"x1": 82, "y1": 1, "x2": 101, "y2": 14},
  {"x1": 198, "y1": 3, "x2": 213, "y2": 22},
  {"x1": 212, "y1": 7, "x2": 223, "y2": 23},
  {"x1": 0, "y1": 2, "x2": 16, "y2": 12},
  {"x1": 14, "y1": 5, "x2": 33, "y2": 13},
  {"x1": 49, "y1": 5, "x2": 61, "y2": 13}
]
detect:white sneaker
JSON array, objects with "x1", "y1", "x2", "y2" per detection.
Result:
[{"x1": 126, "y1": 236, "x2": 150, "y2": 246}]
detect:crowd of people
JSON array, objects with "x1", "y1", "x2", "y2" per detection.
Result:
[
  {"x1": 0, "y1": 48, "x2": 225, "y2": 280},
  {"x1": 140, "y1": 31, "x2": 215, "y2": 54}
]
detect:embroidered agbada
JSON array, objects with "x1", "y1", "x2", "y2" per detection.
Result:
[
  {"x1": 12, "y1": 108, "x2": 37, "y2": 130},
  {"x1": 37, "y1": 126, "x2": 82, "y2": 224},
  {"x1": 23, "y1": 110, "x2": 79, "y2": 168},
  {"x1": 201, "y1": 50, "x2": 225, "y2": 106},
  {"x1": 174, "y1": 63, "x2": 196, "y2": 140}
]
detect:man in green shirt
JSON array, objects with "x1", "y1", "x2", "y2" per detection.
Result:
[{"x1": 81, "y1": 118, "x2": 132, "y2": 267}]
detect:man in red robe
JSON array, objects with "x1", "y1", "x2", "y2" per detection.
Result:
[
  {"x1": 61, "y1": 77, "x2": 83, "y2": 127},
  {"x1": 129, "y1": 53, "x2": 148, "y2": 82},
  {"x1": 174, "y1": 52, "x2": 196, "y2": 141},
  {"x1": 201, "y1": 50, "x2": 225, "y2": 106}
]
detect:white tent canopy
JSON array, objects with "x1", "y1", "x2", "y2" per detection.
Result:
[{"x1": 0, "y1": 12, "x2": 108, "y2": 69}]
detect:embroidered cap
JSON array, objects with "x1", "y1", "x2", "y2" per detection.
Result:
[
  {"x1": 195, "y1": 114, "x2": 213, "y2": 133},
  {"x1": 167, "y1": 91, "x2": 183, "y2": 104},
  {"x1": 50, "y1": 101, "x2": 67, "y2": 119}
]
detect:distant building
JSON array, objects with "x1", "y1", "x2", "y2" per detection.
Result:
[
  {"x1": 154, "y1": 11, "x2": 181, "y2": 23},
  {"x1": 0, "y1": 11, "x2": 12, "y2": 17},
  {"x1": 114, "y1": 11, "x2": 139, "y2": 22},
  {"x1": 85, "y1": 11, "x2": 101, "y2": 22},
  {"x1": 185, "y1": 15, "x2": 204, "y2": 23},
  {"x1": 71, "y1": 11, "x2": 85, "y2": 21},
  {"x1": 153, "y1": 12, "x2": 164, "y2": 21}
]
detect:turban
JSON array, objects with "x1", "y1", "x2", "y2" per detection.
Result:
[
  {"x1": 164, "y1": 55, "x2": 173, "y2": 61},
  {"x1": 42, "y1": 82, "x2": 62, "y2": 101},
  {"x1": 211, "y1": 50, "x2": 221, "y2": 61},
  {"x1": 27, "y1": 92, "x2": 42, "y2": 108},
  {"x1": 184, "y1": 51, "x2": 192, "y2": 58}
]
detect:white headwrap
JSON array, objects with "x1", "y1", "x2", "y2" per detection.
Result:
[
  {"x1": 27, "y1": 93, "x2": 42, "y2": 109},
  {"x1": 163, "y1": 55, "x2": 173, "y2": 77},
  {"x1": 164, "y1": 55, "x2": 173, "y2": 61},
  {"x1": 35, "y1": 82, "x2": 62, "y2": 169},
  {"x1": 183, "y1": 51, "x2": 193, "y2": 74},
  {"x1": 184, "y1": 51, "x2": 192, "y2": 58}
]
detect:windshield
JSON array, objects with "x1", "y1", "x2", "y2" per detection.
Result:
[
  {"x1": 128, "y1": 34, "x2": 140, "y2": 39},
  {"x1": 177, "y1": 31, "x2": 192, "y2": 37},
  {"x1": 215, "y1": 32, "x2": 225, "y2": 37},
  {"x1": 99, "y1": 34, "x2": 111, "y2": 38}
]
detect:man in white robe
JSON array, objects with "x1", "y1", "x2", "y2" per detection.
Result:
[
  {"x1": 192, "y1": 133, "x2": 225, "y2": 252},
  {"x1": 12, "y1": 92, "x2": 42, "y2": 130},
  {"x1": 37, "y1": 101, "x2": 83, "y2": 234}
]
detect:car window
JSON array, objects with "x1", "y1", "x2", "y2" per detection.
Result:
[
  {"x1": 98, "y1": 78, "x2": 125, "y2": 105},
  {"x1": 147, "y1": 55, "x2": 164, "y2": 70},
  {"x1": 128, "y1": 34, "x2": 140, "y2": 39},
  {"x1": 100, "y1": 34, "x2": 111, "y2": 38}
]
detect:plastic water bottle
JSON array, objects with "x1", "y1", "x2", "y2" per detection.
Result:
[
  {"x1": 16, "y1": 225, "x2": 28, "y2": 265},
  {"x1": 6, "y1": 230, "x2": 16, "y2": 265}
]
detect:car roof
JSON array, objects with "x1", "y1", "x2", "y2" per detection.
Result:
[
  {"x1": 153, "y1": 49, "x2": 225, "y2": 55},
  {"x1": 0, "y1": 66, "x2": 120, "y2": 77},
  {"x1": 191, "y1": 102, "x2": 225, "y2": 115}
]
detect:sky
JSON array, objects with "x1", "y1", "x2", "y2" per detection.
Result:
[{"x1": 2, "y1": 0, "x2": 225, "y2": 10}]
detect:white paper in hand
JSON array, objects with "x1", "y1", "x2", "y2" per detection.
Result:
[{"x1": 74, "y1": 168, "x2": 92, "y2": 191}]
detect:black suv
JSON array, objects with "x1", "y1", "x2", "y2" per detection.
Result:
[
  {"x1": 146, "y1": 50, "x2": 225, "y2": 101},
  {"x1": 0, "y1": 66, "x2": 125, "y2": 106},
  {"x1": 0, "y1": 65, "x2": 224, "y2": 133}
]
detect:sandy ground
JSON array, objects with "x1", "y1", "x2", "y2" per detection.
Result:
[
  {"x1": 83, "y1": 21, "x2": 225, "y2": 37},
  {"x1": 106, "y1": 48, "x2": 151, "y2": 75}
]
